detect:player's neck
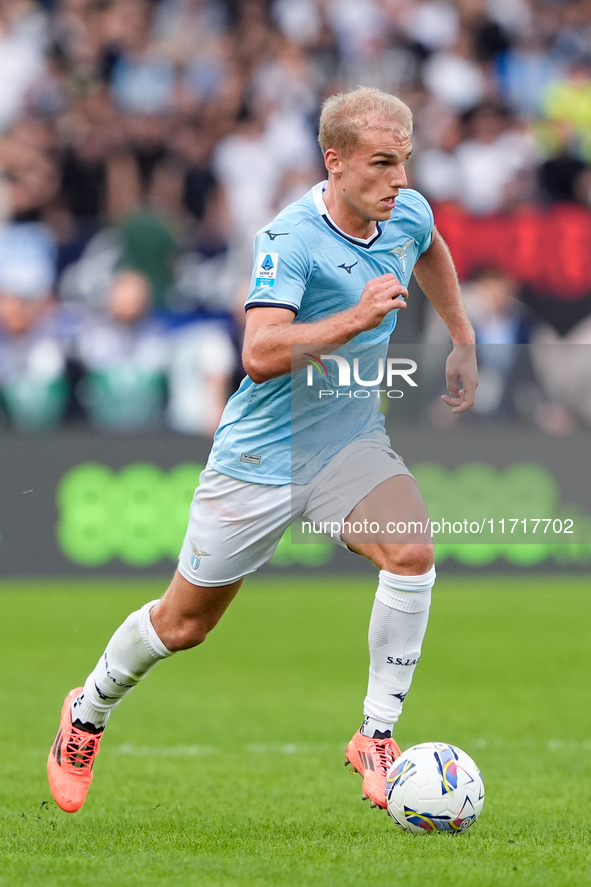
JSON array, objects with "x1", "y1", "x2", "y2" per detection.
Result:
[{"x1": 322, "y1": 182, "x2": 377, "y2": 240}]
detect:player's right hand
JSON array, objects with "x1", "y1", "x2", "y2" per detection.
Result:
[{"x1": 353, "y1": 274, "x2": 408, "y2": 330}]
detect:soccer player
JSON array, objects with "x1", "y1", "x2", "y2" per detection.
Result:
[{"x1": 47, "y1": 87, "x2": 477, "y2": 813}]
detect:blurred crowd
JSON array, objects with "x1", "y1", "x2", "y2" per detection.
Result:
[{"x1": 1, "y1": 0, "x2": 591, "y2": 434}]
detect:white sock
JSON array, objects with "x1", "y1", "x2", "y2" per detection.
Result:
[
  {"x1": 361, "y1": 567, "x2": 435, "y2": 737},
  {"x1": 71, "y1": 600, "x2": 172, "y2": 730}
]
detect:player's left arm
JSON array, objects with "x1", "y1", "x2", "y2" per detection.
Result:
[{"x1": 413, "y1": 227, "x2": 478, "y2": 414}]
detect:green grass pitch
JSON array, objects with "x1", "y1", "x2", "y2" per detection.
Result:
[{"x1": 1, "y1": 574, "x2": 591, "y2": 887}]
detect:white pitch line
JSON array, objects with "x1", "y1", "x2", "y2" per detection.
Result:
[
  {"x1": 30, "y1": 738, "x2": 591, "y2": 758},
  {"x1": 115, "y1": 744, "x2": 218, "y2": 757},
  {"x1": 113, "y1": 743, "x2": 344, "y2": 757}
]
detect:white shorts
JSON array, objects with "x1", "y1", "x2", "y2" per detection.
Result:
[{"x1": 178, "y1": 438, "x2": 414, "y2": 587}]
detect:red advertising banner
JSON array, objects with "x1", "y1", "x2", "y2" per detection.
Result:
[{"x1": 434, "y1": 202, "x2": 591, "y2": 301}]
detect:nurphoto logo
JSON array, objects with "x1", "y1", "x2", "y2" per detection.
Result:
[{"x1": 303, "y1": 354, "x2": 418, "y2": 400}]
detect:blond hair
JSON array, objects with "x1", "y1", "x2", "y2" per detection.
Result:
[{"x1": 318, "y1": 87, "x2": 413, "y2": 157}]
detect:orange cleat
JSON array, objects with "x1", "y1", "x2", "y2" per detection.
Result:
[
  {"x1": 345, "y1": 729, "x2": 401, "y2": 809},
  {"x1": 47, "y1": 688, "x2": 104, "y2": 813}
]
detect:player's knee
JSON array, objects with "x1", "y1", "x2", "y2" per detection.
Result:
[
  {"x1": 383, "y1": 543, "x2": 434, "y2": 576},
  {"x1": 163, "y1": 617, "x2": 212, "y2": 651}
]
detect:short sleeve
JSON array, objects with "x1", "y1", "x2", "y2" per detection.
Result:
[
  {"x1": 245, "y1": 223, "x2": 312, "y2": 315},
  {"x1": 413, "y1": 191, "x2": 435, "y2": 256}
]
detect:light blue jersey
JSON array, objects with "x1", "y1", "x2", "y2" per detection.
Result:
[{"x1": 209, "y1": 182, "x2": 434, "y2": 484}]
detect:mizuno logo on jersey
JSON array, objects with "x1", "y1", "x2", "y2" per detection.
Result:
[
  {"x1": 338, "y1": 261, "x2": 358, "y2": 274},
  {"x1": 264, "y1": 230, "x2": 289, "y2": 241}
]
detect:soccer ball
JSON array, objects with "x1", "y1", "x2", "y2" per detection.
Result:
[{"x1": 385, "y1": 742, "x2": 484, "y2": 834}]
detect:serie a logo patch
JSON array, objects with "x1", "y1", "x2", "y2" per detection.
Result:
[{"x1": 255, "y1": 252, "x2": 278, "y2": 287}]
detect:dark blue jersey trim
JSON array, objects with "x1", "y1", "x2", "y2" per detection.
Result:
[
  {"x1": 245, "y1": 300, "x2": 298, "y2": 315},
  {"x1": 321, "y1": 214, "x2": 382, "y2": 248}
]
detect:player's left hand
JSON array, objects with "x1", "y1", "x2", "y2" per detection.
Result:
[{"x1": 441, "y1": 344, "x2": 478, "y2": 413}]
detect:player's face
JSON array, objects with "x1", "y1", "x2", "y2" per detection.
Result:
[{"x1": 326, "y1": 126, "x2": 412, "y2": 233}]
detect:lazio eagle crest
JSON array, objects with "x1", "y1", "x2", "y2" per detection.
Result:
[{"x1": 190, "y1": 542, "x2": 211, "y2": 570}]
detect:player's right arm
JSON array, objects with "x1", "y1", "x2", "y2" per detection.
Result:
[{"x1": 242, "y1": 275, "x2": 408, "y2": 384}]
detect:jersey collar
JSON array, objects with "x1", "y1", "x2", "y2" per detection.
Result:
[{"x1": 312, "y1": 181, "x2": 383, "y2": 249}]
